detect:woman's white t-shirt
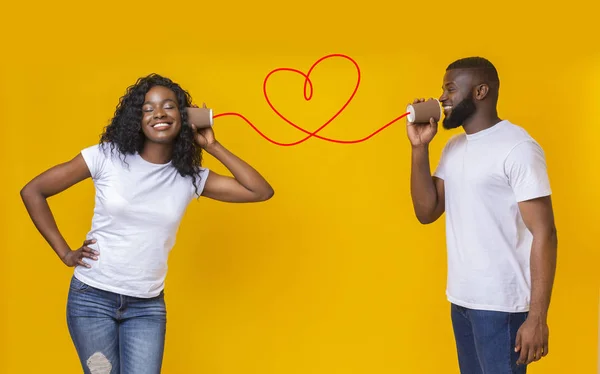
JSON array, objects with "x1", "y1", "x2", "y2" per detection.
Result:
[{"x1": 73, "y1": 143, "x2": 209, "y2": 298}]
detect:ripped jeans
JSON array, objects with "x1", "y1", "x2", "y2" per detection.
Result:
[{"x1": 66, "y1": 275, "x2": 166, "y2": 374}]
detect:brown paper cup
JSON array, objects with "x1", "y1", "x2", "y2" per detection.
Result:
[
  {"x1": 186, "y1": 107, "x2": 213, "y2": 129},
  {"x1": 406, "y1": 98, "x2": 441, "y2": 124}
]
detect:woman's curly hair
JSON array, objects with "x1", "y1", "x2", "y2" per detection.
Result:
[{"x1": 99, "y1": 73, "x2": 204, "y2": 195}]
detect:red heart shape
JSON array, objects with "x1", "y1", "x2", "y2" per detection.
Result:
[
  {"x1": 262, "y1": 54, "x2": 361, "y2": 145},
  {"x1": 213, "y1": 54, "x2": 409, "y2": 146}
]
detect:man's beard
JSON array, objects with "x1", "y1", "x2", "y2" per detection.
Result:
[{"x1": 443, "y1": 95, "x2": 476, "y2": 129}]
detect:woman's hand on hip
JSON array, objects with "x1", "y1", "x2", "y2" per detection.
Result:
[{"x1": 62, "y1": 239, "x2": 99, "y2": 268}]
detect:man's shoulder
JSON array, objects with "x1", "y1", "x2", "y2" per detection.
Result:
[
  {"x1": 499, "y1": 120, "x2": 538, "y2": 142},
  {"x1": 486, "y1": 121, "x2": 550, "y2": 174}
]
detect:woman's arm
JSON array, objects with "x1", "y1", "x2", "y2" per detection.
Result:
[
  {"x1": 20, "y1": 153, "x2": 98, "y2": 267},
  {"x1": 192, "y1": 123, "x2": 274, "y2": 203},
  {"x1": 201, "y1": 141, "x2": 274, "y2": 203}
]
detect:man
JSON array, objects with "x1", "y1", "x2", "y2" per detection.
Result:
[{"x1": 407, "y1": 57, "x2": 558, "y2": 373}]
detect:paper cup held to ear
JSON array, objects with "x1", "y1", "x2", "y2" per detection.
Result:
[
  {"x1": 186, "y1": 107, "x2": 213, "y2": 129},
  {"x1": 406, "y1": 98, "x2": 442, "y2": 124}
]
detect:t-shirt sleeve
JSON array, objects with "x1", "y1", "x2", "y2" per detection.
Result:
[
  {"x1": 192, "y1": 168, "x2": 211, "y2": 198},
  {"x1": 505, "y1": 140, "x2": 552, "y2": 202},
  {"x1": 80, "y1": 144, "x2": 108, "y2": 180}
]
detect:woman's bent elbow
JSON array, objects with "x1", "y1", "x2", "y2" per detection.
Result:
[
  {"x1": 259, "y1": 187, "x2": 274, "y2": 201},
  {"x1": 20, "y1": 183, "x2": 34, "y2": 201}
]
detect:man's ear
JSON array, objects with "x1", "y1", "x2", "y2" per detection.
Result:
[{"x1": 474, "y1": 84, "x2": 489, "y2": 101}]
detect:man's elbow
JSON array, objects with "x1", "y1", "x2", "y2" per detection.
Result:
[
  {"x1": 414, "y1": 205, "x2": 442, "y2": 225},
  {"x1": 548, "y1": 225, "x2": 558, "y2": 245},
  {"x1": 533, "y1": 224, "x2": 558, "y2": 247},
  {"x1": 415, "y1": 212, "x2": 437, "y2": 225}
]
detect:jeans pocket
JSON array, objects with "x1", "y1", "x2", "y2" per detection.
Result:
[{"x1": 70, "y1": 276, "x2": 91, "y2": 293}]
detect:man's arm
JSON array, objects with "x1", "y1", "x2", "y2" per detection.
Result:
[
  {"x1": 410, "y1": 145, "x2": 445, "y2": 224},
  {"x1": 515, "y1": 195, "x2": 557, "y2": 366},
  {"x1": 506, "y1": 140, "x2": 557, "y2": 365},
  {"x1": 505, "y1": 140, "x2": 557, "y2": 321},
  {"x1": 520, "y1": 195, "x2": 558, "y2": 320},
  {"x1": 405, "y1": 101, "x2": 445, "y2": 224}
]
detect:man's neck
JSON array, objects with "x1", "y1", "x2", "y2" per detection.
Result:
[{"x1": 462, "y1": 111, "x2": 502, "y2": 135}]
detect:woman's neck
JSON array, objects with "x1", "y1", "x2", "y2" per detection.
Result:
[{"x1": 139, "y1": 142, "x2": 173, "y2": 164}]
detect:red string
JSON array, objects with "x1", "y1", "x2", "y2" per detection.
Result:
[{"x1": 213, "y1": 54, "x2": 409, "y2": 146}]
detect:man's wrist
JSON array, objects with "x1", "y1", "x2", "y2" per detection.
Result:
[
  {"x1": 411, "y1": 144, "x2": 430, "y2": 159},
  {"x1": 411, "y1": 143, "x2": 429, "y2": 151},
  {"x1": 527, "y1": 308, "x2": 548, "y2": 321}
]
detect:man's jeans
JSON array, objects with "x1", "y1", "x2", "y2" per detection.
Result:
[
  {"x1": 451, "y1": 303, "x2": 529, "y2": 374},
  {"x1": 66, "y1": 275, "x2": 167, "y2": 374}
]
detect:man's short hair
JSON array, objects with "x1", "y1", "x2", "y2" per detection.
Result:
[{"x1": 447, "y1": 57, "x2": 500, "y2": 91}]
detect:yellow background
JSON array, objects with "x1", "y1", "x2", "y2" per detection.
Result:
[{"x1": 1, "y1": 0, "x2": 598, "y2": 373}]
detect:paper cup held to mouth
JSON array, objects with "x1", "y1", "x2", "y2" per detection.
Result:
[{"x1": 406, "y1": 98, "x2": 442, "y2": 124}]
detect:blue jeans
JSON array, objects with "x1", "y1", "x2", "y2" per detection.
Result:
[
  {"x1": 451, "y1": 303, "x2": 528, "y2": 374},
  {"x1": 66, "y1": 275, "x2": 167, "y2": 374}
]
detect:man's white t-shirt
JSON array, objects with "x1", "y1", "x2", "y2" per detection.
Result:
[
  {"x1": 74, "y1": 143, "x2": 210, "y2": 298},
  {"x1": 433, "y1": 120, "x2": 552, "y2": 313}
]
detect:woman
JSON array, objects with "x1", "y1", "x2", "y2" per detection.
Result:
[{"x1": 20, "y1": 74, "x2": 274, "y2": 373}]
